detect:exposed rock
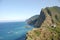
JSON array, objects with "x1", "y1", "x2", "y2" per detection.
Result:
[{"x1": 26, "y1": 15, "x2": 39, "y2": 26}]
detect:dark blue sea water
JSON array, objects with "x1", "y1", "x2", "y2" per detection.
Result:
[{"x1": 0, "y1": 22, "x2": 33, "y2": 40}]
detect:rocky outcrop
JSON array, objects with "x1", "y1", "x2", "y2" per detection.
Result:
[
  {"x1": 27, "y1": 6, "x2": 60, "y2": 28},
  {"x1": 26, "y1": 15, "x2": 39, "y2": 26},
  {"x1": 26, "y1": 6, "x2": 60, "y2": 40}
]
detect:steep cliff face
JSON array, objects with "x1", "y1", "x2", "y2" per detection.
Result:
[
  {"x1": 27, "y1": 6, "x2": 60, "y2": 28},
  {"x1": 26, "y1": 15, "x2": 39, "y2": 26},
  {"x1": 26, "y1": 6, "x2": 60, "y2": 40}
]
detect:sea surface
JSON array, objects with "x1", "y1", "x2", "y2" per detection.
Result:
[{"x1": 0, "y1": 22, "x2": 33, "y2": 40}]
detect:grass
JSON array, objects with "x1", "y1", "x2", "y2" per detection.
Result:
[{"x1": 34, "y1": 30, "x2": 41, "y2": 36}]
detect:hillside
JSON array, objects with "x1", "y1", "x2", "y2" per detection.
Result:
[
  {"x1": 26, "y1": 6, "x2": 60, "y2": 40},
  {"x1": 26, "y1": 15, "x2": 39, "y2": 26}
]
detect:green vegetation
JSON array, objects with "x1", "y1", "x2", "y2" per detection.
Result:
[
  {"x1": 26, "y1": 6, "x2": 60, "y2": 40},
  {"x1": 34, "y1": 30, "x2": 41, "y2": 36}
]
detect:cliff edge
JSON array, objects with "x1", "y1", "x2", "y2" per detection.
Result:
[{"x1": 26, "y1": 6, "x2": 60, "y2": 40}]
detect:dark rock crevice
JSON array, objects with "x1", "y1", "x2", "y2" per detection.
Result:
[{"x1": 34, "y1": 10, "x2": 46, "y2": 27}]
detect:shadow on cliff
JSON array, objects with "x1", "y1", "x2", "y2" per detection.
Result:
[{"x1": 35, "y1": 10, "x2": 46, "y2": 27}]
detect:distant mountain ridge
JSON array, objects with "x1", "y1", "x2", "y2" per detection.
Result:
[
  {"x1": 26, "y1": 15, "x2": 39, "y2": 26},
  {"x1": 26, "y1": 6, "x2": 60, "y2": 40}
]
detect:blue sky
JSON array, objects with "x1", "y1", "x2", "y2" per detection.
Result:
[{"x1": 0, "y1": 0, "x2": 60, "y2": 22}]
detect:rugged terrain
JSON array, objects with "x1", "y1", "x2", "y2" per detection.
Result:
[{"x1": 26, "y1": 6, "x2": 60, "y2": 40}]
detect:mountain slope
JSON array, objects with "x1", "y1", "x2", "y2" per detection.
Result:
[
  {"x1": 26, "y1": 15, "x2": 39, "y2": 26},
  {"x1": 26, "y1": 6, "x2": 60, "y2": 40}
]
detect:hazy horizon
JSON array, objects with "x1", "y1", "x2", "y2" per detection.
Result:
[{"x1": 0, "y1": 0, "x2": 60, "y2": 22}]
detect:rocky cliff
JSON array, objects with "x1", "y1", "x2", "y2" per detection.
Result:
[
  {"x1": 26, "y1": 6, "x2": 60, "y2": 40},
  {"x1": 26, "y1": 15, "x2": 39, "y2": 26}
]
